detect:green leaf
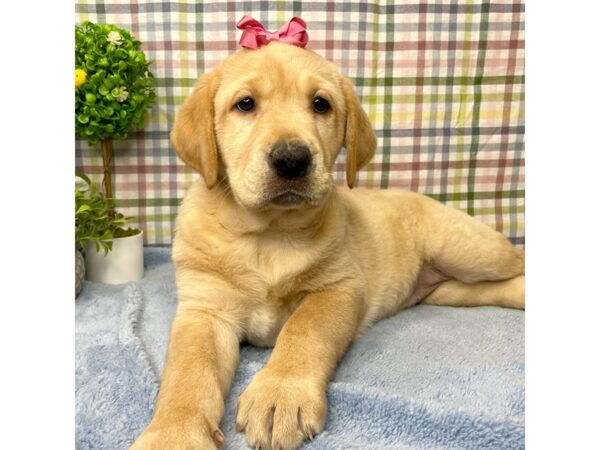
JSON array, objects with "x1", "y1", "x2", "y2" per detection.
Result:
[
  {"x1": 89, "y1": 108, "x2": 101, "y2": 119},
  {"x1": 76, "y1": 173, "x2": 92, "y2": 185},
  {"x1": 103, "y1": 78, "x2": 115, "y2": 90},
  {"x1": 90, "y1": 70, "x2": 105, "y2": 83},
  {"x1": 76, "y1": 204, "x2": 91, "y2": 213}
]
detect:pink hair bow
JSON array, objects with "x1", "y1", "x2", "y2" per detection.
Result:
[{"x1": 236, "y1": 16, "x2": 309, "y2": 49}]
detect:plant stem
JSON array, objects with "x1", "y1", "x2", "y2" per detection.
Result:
[
  {"x1": 100, "y1": 139, "x2": 114, "y2": 200},
  {"x1": 100, "y1": 139, "x2": 115, "y2": 217}
]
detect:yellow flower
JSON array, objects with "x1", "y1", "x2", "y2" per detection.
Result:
[{"x1": 75, "y1": 69, "x2": 87, "y2": 88}]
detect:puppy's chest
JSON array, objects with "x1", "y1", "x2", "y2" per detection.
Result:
[
  {"x1": 229, "y1": 234, "x2": 327, "y2": 292},
  {"x1": 228, "y1": 238, "x2": 328, "y2": 346},
  {"x1": 240, "y1": 266, "x2": 307, "y2": 348},
  {"x1": 244, "y1": 300, "x2": 296, "y2": 347}
]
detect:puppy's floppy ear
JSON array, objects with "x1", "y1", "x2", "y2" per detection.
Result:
[
  {"x1": 341, "y1": 77, "x2": 377, "y2": 189},
  {"x1": 171, "y1": 71, "x2": 219, "y2": 188}
]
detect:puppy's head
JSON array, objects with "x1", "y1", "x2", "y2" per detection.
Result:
[{"x1": 171, "y1": 42, "x2": 376, "y2": 210}]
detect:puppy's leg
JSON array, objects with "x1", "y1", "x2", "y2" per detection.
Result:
[
  {"x1": 236, "y1": 288, "x2": 363, "y2": 450},
  {"x1": 422, "y1": 275, "x2": 524, "y2": 309},
  {"x1": 421, "y1": 197, "x2": 524, "y2": 284},
  {"x1": 130, "y1": 301, "x2": 240, "y2": 449}
]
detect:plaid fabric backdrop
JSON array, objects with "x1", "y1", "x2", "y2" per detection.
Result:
[{"x1": 75, "y1": 0, "x2": 525, "y2": 247}]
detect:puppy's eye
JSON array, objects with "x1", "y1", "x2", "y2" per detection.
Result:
[
  {"x1": 313, "y1": 97, "x2": 330, "y2": 113},
  {"x1": 236, "y1": 97, "x2": 255, "y2": 112}
]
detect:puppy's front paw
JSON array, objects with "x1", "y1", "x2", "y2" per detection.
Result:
[
  {"x1": 236, "y1": 367, "x2": 327, "y2": 450},
  {"x1": 130, "y1": 417, "x2": 225, "y2": 450}
]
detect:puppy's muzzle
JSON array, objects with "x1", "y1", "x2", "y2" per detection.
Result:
[{"x1": 268, "y1": 140, "x2": 313, "y2": 180}]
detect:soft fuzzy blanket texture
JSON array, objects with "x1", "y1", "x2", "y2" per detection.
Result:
[{"x1": 75, "y1": 248, "x2": 524, "y2": 449}]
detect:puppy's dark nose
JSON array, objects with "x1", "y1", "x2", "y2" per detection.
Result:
[{"x1": 268, "y1": 141, "x2": 312, "y2": 179}]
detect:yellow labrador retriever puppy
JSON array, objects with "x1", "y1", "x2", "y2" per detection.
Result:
[{"x1": 131, "y1": 42, "x2": 524, "y2": 450}]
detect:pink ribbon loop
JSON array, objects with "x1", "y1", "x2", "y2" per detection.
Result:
[{"x1": 236, "y1": 16, "x2": 309, "y2": 49}]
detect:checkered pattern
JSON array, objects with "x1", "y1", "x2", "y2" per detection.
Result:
[{"x1": 75, "y1": 1, "x2": 525, "y2": 247}]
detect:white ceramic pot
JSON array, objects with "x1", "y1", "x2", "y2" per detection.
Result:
[{"x1": 85, "y1": 230, "x2": 144, "y2": 284}]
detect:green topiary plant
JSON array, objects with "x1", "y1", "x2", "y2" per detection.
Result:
[
  {"x1": 75, "y1": 174, "x2": 137, "y2": 255},
  {"x1": 75, "y1": 21, "x2": 156, "y2": 200}
]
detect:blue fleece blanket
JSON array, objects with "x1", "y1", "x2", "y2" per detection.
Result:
[{"x1": 75, "y1": 248, "x2": 524, "y2": 449}]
